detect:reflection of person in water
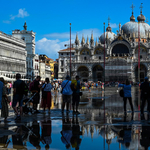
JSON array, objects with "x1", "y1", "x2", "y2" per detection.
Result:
[
  {"x1": 140, "y1": 125, "x2": 150, "y2": 150},
  {"x1": 41, "y1": 119, "x2": 52, "y2": 150},
  {"x1": 0, "y1": 126, "x2": 10, "y2": 149},
  {"x1": 61, "y1": 113, "x2": 72, "y2": 149},
  {"x1": 117, "y1": 115, "x2": 132, "y2": 149},
  {"x1": 12, "y1": 125, "x2": 27, "y2": 149},
  {"x1": 29, "y1": 121, "x2": 41, "y2": 149},
  {"x1": 70, "y1": 115, "x2": 82, "y2": 150}
]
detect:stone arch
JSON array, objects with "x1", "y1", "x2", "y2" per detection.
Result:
[
  {"x1": 135, "y1": 63, "x2": 147, "y2": 82},
  {"x1": 92, "y1": 64, "x2": 104, "y2": 82},
  {"x1": 112, "y1": 44, "x2": 129, "y2": 54},
  {"x1": 80, "y1": 48, "x2": 91, "y2": 55},
  {"x1": 109, "y1": 41, "x2": 131, "y2": 56},
  {"x1": 77, "y1": 66, "x2": 89, "y2": 82},
  {"x1": 94, "y1": 48, "x2": 104, "y2": 55}
]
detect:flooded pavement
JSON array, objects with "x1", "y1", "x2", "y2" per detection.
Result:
[{"x1": 0, "y1": 87, "x2": 150, "y2": 150}]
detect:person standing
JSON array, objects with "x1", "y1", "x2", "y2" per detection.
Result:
[
  {"x1": 41, "y1": 78, "x2": 52, "y2": 113},
  {"x1": 0, "y1": 78, "x2": 3, "y2": 112},
  {"x1": 61, "y1": 75, "x2": 72, "y2": 113},
  {"x1": 32, "y1": 76, "x2": 42, "y2": 113},
  {"x1": 0, "y1": 78, "x2": 10, "y2": 122},
  {"x1": 140, "y1": 77, "x2": 150, "y2": 120},
  {"x1": 118, "y1": 79, "x2": 134, "y2": 114},
  {"x1": 72, "y1": 76, "x2": 81, "y2": 114},
  {"x1": 12, "y1": 73, "x2": 25, "y2": 120}
]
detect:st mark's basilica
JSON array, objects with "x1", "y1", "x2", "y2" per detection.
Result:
[{"x1": 58, "y1": 4, "x2": 150, "y2": 83}]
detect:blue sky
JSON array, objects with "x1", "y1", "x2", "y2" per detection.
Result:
[{"x1": 0, "y1": 0, "x2": 149, "y2": 60}]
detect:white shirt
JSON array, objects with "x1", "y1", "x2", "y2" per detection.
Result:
[{"x1": 42, "y1": 83, "x2": 52, "y2": 92}]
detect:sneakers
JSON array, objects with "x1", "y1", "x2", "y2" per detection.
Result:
[{"x1": 15, "y1": 115, "x2": 21, "y2": 120}]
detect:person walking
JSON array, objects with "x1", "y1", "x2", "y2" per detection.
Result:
[
  {"x1": 0, "y1": 78, "x2": 10, "y2": 122},
  {"x1": 140, "y1": 77, "x2": 150, "y2": 120},
  {"x1": 32, "y1": 76, "x2": 42, "y2": 113},
  {"x1": 12, "y1": 73, "x2": 25, "y2": 120},
  {"x1": 41, "y1": 78, "x2": 52, "y2": 114},
  {"x1": 72, "y1": 75, "x2": 81, "y2": 114},
  {"x1": 61, "y1": 75, "x2": 72, "y2": 113},
  {"x1": 118, "y1": 79, "x2": 134, "y2": 114}
]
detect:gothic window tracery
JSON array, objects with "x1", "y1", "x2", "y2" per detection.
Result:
[
  {"x1": 80, "y1": 49, "x2": 90, "y2": 55},
  {"x1": 94, "y1": 48, "x2": 103, "y2": 55}
]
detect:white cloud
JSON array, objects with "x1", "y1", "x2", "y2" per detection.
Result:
[
  {"x1": 36, "y1": 38, "x2": 67, "y2": 59},
  {"x1": 36, "y1": 28, "x2": 103, "y2": 59},
  {"x1": 3, "y1": 20, "x2": 11, "y2": 24},
  {"x1": 110, "y1": 23, "x2": 118, "y2": 28},
  {"x1": 10, "y1": 8, "x2": 29, "y2": 20}
]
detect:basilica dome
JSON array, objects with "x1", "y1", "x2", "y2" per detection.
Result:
[
  {"x1": 121, "y1": 21, "x2": 150, "y2": 38},
  {"x1": 100, "y1": 32, "x2": 116, "y2": 44}
]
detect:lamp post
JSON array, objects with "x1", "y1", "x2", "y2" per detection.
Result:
[
  {"x1": 64, "y1": 23, "x2": 75, "y2": 80},
  {"x1": 70, "y1": 23, "x2": 71, "y2": 80}
]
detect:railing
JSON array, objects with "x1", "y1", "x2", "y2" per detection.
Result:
[{"x1": 0, "y1": 32, "x2": 25, "y2": 44}]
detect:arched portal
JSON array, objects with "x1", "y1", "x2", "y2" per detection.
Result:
[
  {"x1": 112, "y1": 44, "x2": 129, "y2": 55},
  {"x1": 135, "y1": 64, "x2": 147, "y2": 82},
  {"x1": 92, "y1": 65, "x2": 103, "y2": 82},
  {"x1": 77, "y1": 66, "x2": 89, "y2": 82}
]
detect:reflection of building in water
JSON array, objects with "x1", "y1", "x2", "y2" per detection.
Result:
[
  {"x1": 79, "y1": 113, "x2": 141, "y2": 149},
  {"x1": 58, "y1": 4, "x2": 150, "y2": 83}
]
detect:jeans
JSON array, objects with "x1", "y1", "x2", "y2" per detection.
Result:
[
  {"x1": 141, "y1": 96, "x2": 150, "y2": 115},
  {"x1": 123, "y1": 97, "x2": 134, "y2": 112}
]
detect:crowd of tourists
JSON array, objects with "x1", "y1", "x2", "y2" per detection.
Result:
[
  {"x1": 0, "y1": 73, "x2": 82, "y2": 121},
  {"x1": 1, "y1": 73, "x2": 150, "y2": 122}
]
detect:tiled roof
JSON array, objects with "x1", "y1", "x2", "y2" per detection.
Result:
[
  {"x1": 59, "y1": 48, "x2": 75, "y2": 52},
  {"x1": 46, "y1": 57, "x2": 53, "y2": 61}
]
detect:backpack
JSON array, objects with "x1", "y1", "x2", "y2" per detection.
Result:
[
  {"x1": 119, "y1": 89, "x2": 124, "y2": 97},
  {"x1": 24, "y1": 83, "x2": 29, "y2": 95},
  {"x1": 29, "y1": 81, "x2": 35, "y2": 91}
]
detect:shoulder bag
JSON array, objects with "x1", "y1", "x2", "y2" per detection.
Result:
[
  {"x1": 61, "y1": 80, "x2": 69, "y2": 94},
  {"x1": 119, "y1": 85, "x2": 124, "y2": 98}
]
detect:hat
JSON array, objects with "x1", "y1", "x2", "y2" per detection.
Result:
[
  {"x1": 145, "y1": 77, "x2": 148, "y2": 80},
  {"x1": 65, "y1": 75, "x2": 70, "y2": 80}
]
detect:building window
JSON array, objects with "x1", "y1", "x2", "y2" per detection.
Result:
[
  {"x1": 61, "y1": 68, "x2": 64, "y2": 72},
  {"x1": 61, "y1": 60, "x2": 64, "y2": 66},
  {"x1": 22, "y1": 37, "x2": 25, "y2": 41},
  {"x1": 99, "y1": 56, "x2": 101, "y2": 60},
  {"x1": 61, "y1": 53, "x2": 63, "y2": 55},
  {"x1": 67, "y1": 53, "x2": 69, "y2": 55},
  {"x1": 72, "y1": 53, "x2": 74, "y2": 55},
  {"x1": 84, "y1": 57, "x2": 86, "y2": 60}
]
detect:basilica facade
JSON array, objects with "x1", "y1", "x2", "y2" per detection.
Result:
[{"x1": 58, "y1": 7, "x2": 150, "y2": 83}]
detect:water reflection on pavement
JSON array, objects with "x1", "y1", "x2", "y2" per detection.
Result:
[{"x1": 0, "y1": 87, "x2": 150, "y2": 150}]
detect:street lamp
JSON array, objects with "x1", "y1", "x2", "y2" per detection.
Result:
[{"x1": 64, "y1": 23, "x2": 74, "y2": 80}]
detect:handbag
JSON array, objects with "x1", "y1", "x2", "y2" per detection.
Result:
[
  {"x1": 42, "y1": 84, "x2": 47, "y2": 99},
  {"x1": 79, "y1": 92, "x2": 82, "y2": 96},
  {"x1": 61, "y1": 80, "x2": 69, "y2": 94}
]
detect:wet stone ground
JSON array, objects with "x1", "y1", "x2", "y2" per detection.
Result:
[{"x1": 0, "y1": 86, "x2": 150, "y2": 150}]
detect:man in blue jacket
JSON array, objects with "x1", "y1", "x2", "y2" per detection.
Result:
[{"x1": 140, "y1": 77, "x2": 150, "y2": 120}]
